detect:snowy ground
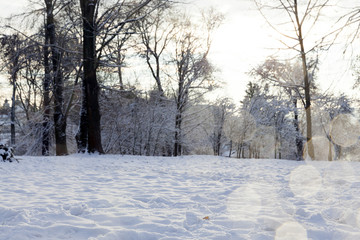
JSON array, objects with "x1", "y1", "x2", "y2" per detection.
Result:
[{"x1": 1, "y1": 155, "x2": 360, "y2": 240}]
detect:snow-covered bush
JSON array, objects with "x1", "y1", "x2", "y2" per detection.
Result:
[{"x1": 0, "y1": 144, "x2": 15, "y2": 162}]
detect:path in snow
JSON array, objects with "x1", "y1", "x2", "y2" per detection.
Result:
[{"x1": 1, "y1": 155, "x2": 360, "y2": 239}]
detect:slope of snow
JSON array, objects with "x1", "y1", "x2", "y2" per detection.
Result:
[{"x1": 1, "y1": 155, "x2": 360, "y2": 240}]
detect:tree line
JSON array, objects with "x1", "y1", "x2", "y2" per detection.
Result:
[
  {"x1": 0, "y1": 0, "x2": 360, "y2": 160},
  {"x1": 0, "y1": 0, "x2": 225, "y2": 157}
]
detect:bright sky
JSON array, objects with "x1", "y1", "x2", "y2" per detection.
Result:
[
  {"x1": 190, "y1": 0, "x2": 360, "y2": 102},
  {"x1": 191, "y1": 0, "x2": 279, "y2": 102},
  {"x1": 0, "y1": 0, "x2": 359, "y2": 103}
]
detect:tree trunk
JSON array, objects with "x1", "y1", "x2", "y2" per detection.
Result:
[
  {"x1": 117, "y1": 64, "x2": 124, "y2": 90},
  {"x1": 46, "y1": 0, "x2": 68, "y2": 155},
  {"x1": 294, "y1": 0, "x2": 314, "y2": 159},
  {"x1": 117, "y1": 46, "x2": 124, "y2": 90},
  {"x1": 216, "y1": 128, "x2": 222, "y2": 156},
  {"x1": 174, "y1": 111, "x2": 182, "y2": 156},
  {"x1": 155, "y1": 56, "x2": 164, "y2": 95},
  {"x1": 274, "y1": 148, "x2": 277, "y2": 159},
  {"x1": 10, "y1": 41, "x2": 19, "y2": 147},
  {"x1": 42, "y1": 29, "x2": 51, "y2": 156},
  {"x1": 293, "y1": 97, "x2": 303, "y2": 160},
  {"x1": 76, "y1": 87, "x2": 88, "y2": 153},
  {"x1": 228, "y1": 140, "x2": 232, "y2": 158},
  {"x1": 328, "y1": 139, "x2": 333, "y2": 161},
  {"x1": 174, "y1": 76, "x2": 184, "y2": 157},
  {"x1": 80, "y1": 0, "x2": 104, "y2": 153},
  {"x1": 249, "y1": 145, "x2": 251, "y2": 158},
  {"x1": 237, "y1": 143, "x2": 241, "y2": 158},
  {"x1": 302, "y1": 47, "x2": 314, "y2": 159},
  {"x1": 3, "y1": 35, "x2": 21, "y2": 147},
  {"x1": 10, "y1": 79, "x2": 16, "y2": 146}
]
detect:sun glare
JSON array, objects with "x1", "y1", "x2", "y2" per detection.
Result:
[
  {"x1": 227, "y1": 184, "x2": 262, "y2": 221},
  {"x1": 289, "y1": 165, "x2": 322, "y2": 199},
  {"x1": 275, "y1": 221, "x2": 308, "y2": 240}
]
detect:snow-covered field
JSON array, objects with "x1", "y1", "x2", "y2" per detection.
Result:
[{"x1": 1, "y1": 155, "x2": 360, "y2": 240}]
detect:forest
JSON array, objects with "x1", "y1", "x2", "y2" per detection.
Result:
[{"x1": 0, "y1": 0, "x2": 360, "y2": 161}]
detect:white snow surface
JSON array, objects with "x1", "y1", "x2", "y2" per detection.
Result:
[{"x1": 1, "y1": 155, "x2": 360, "y2": 240}]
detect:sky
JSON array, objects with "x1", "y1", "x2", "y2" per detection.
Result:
[
  {"x1": 192, "y1": 0, "x2": 281, "y2": 101},
  {"x1": 190, "y1": 0, "x2": 360, "y2": 102},
  {"x1": 197, "y1": 0, "x2": 360, "y2": 101},
  {"x1": 0, "y1": 0, "x2": 359, "y2": 103}
]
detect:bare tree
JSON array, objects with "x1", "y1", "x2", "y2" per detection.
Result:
[
  {"x1": 224, "y1": 111, "x2": 257, "y2": 159},
  {"x1": 78, "y1": 0, "x2": 166, "y2": 153},
  {"x1": 100, "y1": 32, "x2": 132, "y2": 90},
  {"x1": 209, "y1": 97, "x2": 234, "y2": 156},
  {"x1": 45, "y1": 0, "x2": 69, "y2": 156},
  {"x1": 16, "y1": 38, "x2": 43, "y2": 121},
  {"x1": 78, "y1": 0, "x2": 102, "y2": 153},
  {"x1": 171, "y1": 10, "x2": 223, "y2": 156},
  {"x1": 0, "y1": 34, "x2": 24, "y2": 147},
  {"x1": 251, "y1": 58, "x2": 307, "y2": 159},
  {"x1": 254, "y1": 0, "x2": 330, "y2": 159},
  {"x1": 136, "y1": 3, "x2": 175, "y2": 96},
  {"x1": 1, "y1": 0, "x2": 81, "y2": 155}
]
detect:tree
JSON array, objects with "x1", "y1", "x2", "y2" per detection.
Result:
[
  {"x1": 0, "y1": 34, "x2": 24, "y2": 147},
  {"x1": 224, "y1": 111, "x2": 257, "y2": 159},
  {"x1": 238, "y1": 81, "x2": 299, "y2": 159},
  {"x1": 251, "y1": 58, "x2": 308, "y2": 159},
  {"x1": 78, "y1": 0, "x2": 160, "y2": 154},
  {"x1": 45, "y1": 0, "x2": 69, "y2": 156},
  {"x1": 101, "y1": 32, "x2": 131, "y2": 90},
  {"x1": 78, "y1": 0, "x2": 103, "y2": 153},
  {"x1": 209, "y1": 97, "x2": 234, "y2": 156},
  {"x1": 42, "y1": 25, "x2": 51, "y2": 155},
  {"x1": 136, "y1": 3, "x2": 175, "y2": 96},
  {"x1": 171, "y1": 10, "x2": 223, "y2": 156},
  {"x1": 1, "y1": 0, "x2": 82, "y2": 155},
  {"x1": 254, "y1": 0, "x2": 330, "y2": 159}
]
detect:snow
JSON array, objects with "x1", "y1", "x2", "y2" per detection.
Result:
[{"x1": 1, "y1": 155, "x2": 360, "y2": 240}]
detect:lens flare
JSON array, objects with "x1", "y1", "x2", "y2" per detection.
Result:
[
  {"x1": 330, "y1": 114, "x2": 360, "y2": 147},
  {"x1": 275, "y1": 221, "x2": 308, "y2": 240},
  {"x1": 227, "y1": 185, "x2": 262, "y2": 221},
  {"x1": 303, "y1": 136, "x2": 335, "y2": 161},
  {"x1": 322, "y1": 162, "x2": 355, "y2": 193},
  {"x1": 289, "y1": 165, "x2": 322, "y2": 198}
]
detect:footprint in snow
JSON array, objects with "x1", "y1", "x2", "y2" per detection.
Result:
[{"x1": 183, "y1": 212, "x2": 203, "y2": 231}]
